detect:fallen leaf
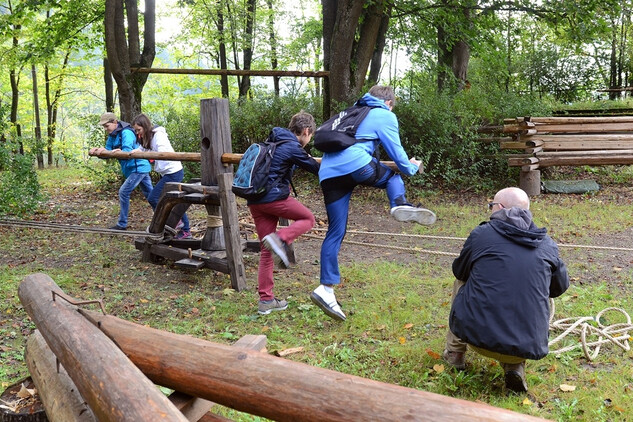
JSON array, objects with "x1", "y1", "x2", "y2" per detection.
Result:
[
  {"x1": 560, "y1": 384, "x2": 576, "y2": 392},
  {"x1": 404, "y1": 323, "x2": 413, "y2": 329},
  {"x1": 613, "y1": 267, "x2": 622, "y2": 272},
  {"x1": 399, "y1": 337, "x2": 406, "y2": 344},
  {"x1": 16, "y1": 383, "x2": 35, "y2": 398},
  {"x1": 522, "y1": 398, "x2": 533, "y2": 406},
  {"x1": 139, "y1": 298, "x2": 149, "y2": 303},
  {"x1": 433, "y1": 364, "x2": 444, "y2": 373},
  {"x1": 426, "y1": 348, "x2": 441, "y2": 360}
]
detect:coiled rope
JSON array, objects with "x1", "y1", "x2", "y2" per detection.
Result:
[{"x1": 549, "y1": 299, "x2": 632, "y2": 360}]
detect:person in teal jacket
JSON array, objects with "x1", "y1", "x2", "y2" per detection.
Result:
[
  {"x1": 310, "y1": 85, "x2": 436, "y2": 322},
  {"x1": 90, "y1": 112, "x2": 153, "y2": 230}
]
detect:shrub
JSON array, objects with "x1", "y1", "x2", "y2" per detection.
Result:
[{"x1": 0, "y1": 141, "x2": 43, "y2": 216}]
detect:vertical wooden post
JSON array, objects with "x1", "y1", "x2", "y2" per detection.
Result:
[
  {"x1": 200, "y1": 99, "x2": 233, "y2": 251},
  {"x1": 520, "y1": 169, "x2": 541, "y2": 196},
  {"x1": 218, "y1": 173, "x2": 247, "y2": 291}
]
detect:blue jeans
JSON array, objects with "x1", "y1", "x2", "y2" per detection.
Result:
[
  {"x1": 117, "y1": 172, "x2": 153, "y2": 228},
  {"x1": 146, "y1": 169, "x2": 190, "y2": 231},
  {"x1": 319, "y1": 159, "x2": 407, "y2": 285}
]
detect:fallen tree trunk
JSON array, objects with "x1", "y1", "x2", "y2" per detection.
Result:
[
  {"x1": 18, "y1": 273, "x2": 188, "y2": 422},
  {"x1": 25, "y1": 330, "x2": 97, "y2": 422},
  {"x1": 80, "y1": 310, "x2": 550, "y2": 422}
]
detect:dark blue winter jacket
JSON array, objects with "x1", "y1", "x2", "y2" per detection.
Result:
[
  {"x1": 248, "y1": 127, "x2": 320, "y2": 205},
  {"x1": 449, "y1": 207, "x2": 569, "y2": 360}
]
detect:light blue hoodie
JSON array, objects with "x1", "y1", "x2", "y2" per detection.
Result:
[{"x1": 318, "y1": 93, "x2": 419, "y2": 182}]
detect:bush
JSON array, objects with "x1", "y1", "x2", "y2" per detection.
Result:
[{"x1": 0, "y1": 142, "x2": 43, "y2": 216}]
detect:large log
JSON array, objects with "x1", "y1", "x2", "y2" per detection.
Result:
[
  {"x1": 25, "y1": 330, "x2": 97, "y2": 422},
  {"x1": 17, "y1": 273, "x2": 188, "y2": 422},
  {"x1": 79, "y1": 310, "x2": 549, "y2": 422}
]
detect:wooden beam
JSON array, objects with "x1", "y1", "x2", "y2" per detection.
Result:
[
  {"x1": 17, "y1": 273, "x2": 189, "y2": 422},
  {"x1": 25, "y1": 330, "x2": 97, "y2": 422},
  {"x1": 130, "y1": 67, "x2": 329, "y2": 78},
  {"x1": 79, "y1": 310, "x2": 550, "y2": 422},
  {"x1": 90, "y1": 150, "x2": 403, "y2": 173}
]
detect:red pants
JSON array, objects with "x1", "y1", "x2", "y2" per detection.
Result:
[{"x1": 249, "y1": 196, "x2": 316, "y2": 301}]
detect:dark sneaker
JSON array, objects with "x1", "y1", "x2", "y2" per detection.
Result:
[
  {"x1": 109, "y1": 225, "x2": 126, "y2": 230},
  {"x1": 262, "y1": 233, "x2": 291, "y2": 269},
  {"x1": 502, "y1": 362, "x2": 528, "y2": 393},
  {"x1": 175, "y1": 230, "x2": 192, "y2": 239},
  {"x1": 442, "y1": 349, "x2": 466, "y2": 370},
  {"x1": 390, "y1": 205, "x2": 436, "y2": 225},
  {"x1": 258, "y1": 298, "x2": 288, "y2": 315},
  {"x1": 309, "y1": 285, "x2": 346, "y2": 321}
]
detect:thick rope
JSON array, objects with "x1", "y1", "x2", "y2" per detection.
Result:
[
  {"x1": 549, "y1": 299, "x2": 632, "y2": 360},
  {"x1": 0, "y1": 219, "x2": 162, "y2": 238}
]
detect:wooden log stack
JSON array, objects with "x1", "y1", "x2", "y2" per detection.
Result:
[
  {"x1": 16, "y1": 273, "x2": 552, "y2": 422},
  {"x1": 497, "y1": 116, "x2": 633, "y2": 195}
]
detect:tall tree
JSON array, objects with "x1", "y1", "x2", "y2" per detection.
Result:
[
  {"x1": 238, "y1": 0, "x2": 257, "y2": 98},
  {"x1": 322, "y1": 0, "x2": 390, "y2": 111},
  {"x1": 104, "y1": 0, "x2": 156, "y2": 121}
]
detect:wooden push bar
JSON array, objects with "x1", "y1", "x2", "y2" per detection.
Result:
[{"x1": 89, "y1": 149, "x2": 405, "y2": 173}]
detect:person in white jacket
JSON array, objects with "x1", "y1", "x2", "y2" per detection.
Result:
[{"x1": 132, "y1": 113, "x2": 191, "y2": 239}]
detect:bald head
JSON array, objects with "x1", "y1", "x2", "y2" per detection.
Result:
[{"x1": 494, "y1": 187, "x2": 530, "y2": 210}]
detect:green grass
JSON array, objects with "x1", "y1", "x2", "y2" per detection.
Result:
[{"x1": 1, "y1": 166, "x2": 633, "y2": 421}]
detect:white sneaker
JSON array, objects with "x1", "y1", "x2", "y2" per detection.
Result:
[
  {"x1": 310, "y1": 285, "x2": 346, "y2": 321},
  {"x1": 390, "y1": 205, "x2": 436, "y2": 225}
]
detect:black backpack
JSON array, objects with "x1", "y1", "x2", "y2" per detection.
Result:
[
  {"x1": 313, "y1": 104, "x2": 376, "y2": 152},
  {"x1": 232, "y1": 134, "x2": 290, "y2": 201}
]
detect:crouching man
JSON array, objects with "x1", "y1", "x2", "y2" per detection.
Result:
[{"x1": 443, "y1": 187, "x2": 569, "y2": 393}]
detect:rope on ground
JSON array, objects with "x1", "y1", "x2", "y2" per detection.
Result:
[
  {"x1": 549, "y1": 299, "x2": 632, "y2": 360},
  {"x1": 0, "y1": 219, "x2": 162, "y2": 238}
]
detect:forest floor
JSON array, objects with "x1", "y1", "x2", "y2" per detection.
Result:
[{"x1": 2, "y1": 167, "x2": 633, "y2": 420}]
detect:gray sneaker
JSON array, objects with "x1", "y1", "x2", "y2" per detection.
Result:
[
  {"x1": 262, "y1": 233, "x2": 291, "y2": 268},
  {"x1": 258, "y1": 298, "x2": 288, "y2": 315},
  {"x1": 390, "y1": 205, "x2": 436, "y2": 225}
]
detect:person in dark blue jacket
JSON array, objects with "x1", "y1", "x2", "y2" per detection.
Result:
[
  {"x1": 443, "y1": 187, "x2": 569, "y2": 393},
  {"x1": 90, "y1": 112, "x2": 153, "y2": 230},
  {"x1": 248, "y1": 112, "x2": 320, "y2": 315}
]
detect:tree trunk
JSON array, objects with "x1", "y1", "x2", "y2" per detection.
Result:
[
  {"x1": 609, "y1": 25, "x2": 618, "y2": 100},
  {"x1": 322, "y1": 0, "x2": 389, "y2": 110},
  {"x1": 104, "y1": 58, "x2": 114, "y2": 112},
  {"x1": 368, "y1": 5, "x2": 391, "y2": 86},
  {"x1": 266, "y1": 0, "x2": 280, "y2": 96},
  {"x1": 238, "y1": 0, "x2": 256, "y2": 99},
  {"x1": 10, "y1": 26, "x2": 23, "y2": 154},
  {"x1": 216, "y1": 1, "x2": 229, "y2": 98},
  {"x1": 32, "y1": 65, "x2": 44, "y2": 169},
  {"x1": 104, "y1": 0, "x2": 155, "y2": 121}
]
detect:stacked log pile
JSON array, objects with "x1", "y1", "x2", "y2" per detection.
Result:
[{"x1": 14, "y1": 273, "x2": 550, "y2": 421}]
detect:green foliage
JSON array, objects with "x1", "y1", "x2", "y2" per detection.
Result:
[
  {"x1": 0, "y1": 141, "x2": 42, "y2": 216},
  {"x1": 229, "y1": 94, "x2": 322, "y2": 153}
]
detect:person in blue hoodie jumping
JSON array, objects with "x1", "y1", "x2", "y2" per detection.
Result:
[
  {"x1": 310, "y1": 85, "x2": 436, "y2": 322},
  {"x1": 248, "y1": 111, "x2": 320, "y2": 315},
  {"x1": 443, "y1": 187, "x2": 569, "y2": 393},
  {"x1": 91, "y1": 112, "x2": 153, "y2": 230}
]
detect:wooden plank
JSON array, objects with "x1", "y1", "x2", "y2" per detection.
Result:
[
  {"x1": 527, "y1": 122, "x2": 633, "y2": 133},
  {"x1": 80, "y1": 310, "x2": 549, "y2": 422},
  {"x1": 537, "y1": 155, "x2": 633, "y2": 167},
  {"x1": 535, "y1": 149, "x2": 633, "y2": 157},
  {"x1": 528, "y1": 116, "x2": 633, "y2": 124},
  {"x1": 17, "y1": 274, "x2": 188, "y2": 422},
  {"x1": 174, "y1": 258, "x2": 205, "y2": 269},
  {"x1": 25, "y1": 330, "x2": 97, "y2": 422},
  {"x1": 218, "y1": 173, "x2": 247, "y2": 291},
  {"x1": 137, "y1": 243, "x2": 230, "y2": 273}
]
